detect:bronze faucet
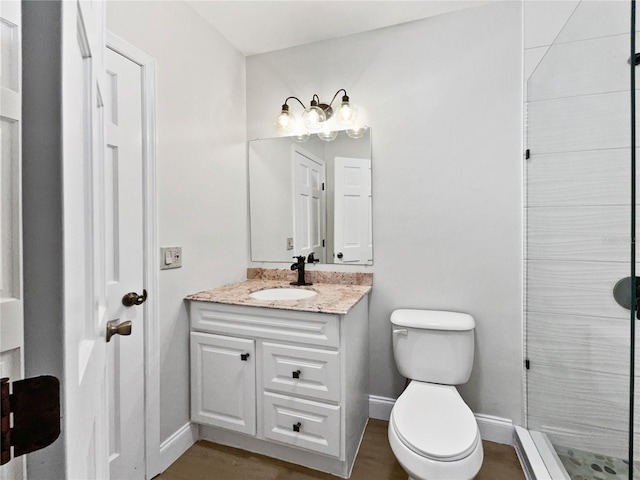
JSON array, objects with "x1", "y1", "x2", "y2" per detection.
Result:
[{"x1": 290, "y1": 255, "x2": 312, "y2": 286}]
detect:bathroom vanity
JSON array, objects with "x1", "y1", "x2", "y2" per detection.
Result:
[{"x1": 186, "y1": 276, "x2": 370, "y2": 478}]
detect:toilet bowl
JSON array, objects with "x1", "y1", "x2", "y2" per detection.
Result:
[
  {"x1": 388, "y1": 309, "x2": 483, "y2": 480},
  {"x1": 388, "y1": 382, "x2": 483, "y2": 480}
]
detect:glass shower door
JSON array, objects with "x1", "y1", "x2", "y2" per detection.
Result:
[{"x1": 525, "y1": 1, "x2": 637, "y2": 478}]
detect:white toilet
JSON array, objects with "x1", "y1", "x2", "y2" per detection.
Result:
[{"x1": 388, "y1": 309, "x2": 483, "y2": 480}]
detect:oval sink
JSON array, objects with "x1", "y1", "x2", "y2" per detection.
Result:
[{"x1": 249, "y1": 288, "x2": 317, "y2": 301}]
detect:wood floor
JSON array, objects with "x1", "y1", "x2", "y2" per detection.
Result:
[{"x1": 157, "y1": 419, "x2": 526, "y2": 480}]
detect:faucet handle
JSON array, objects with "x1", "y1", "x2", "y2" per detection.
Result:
[
  {"x1": 293, "y1": 255, "x2": 305, "y2": 263},
  {"x1": 307, "y1": 253, "x2": 319, "y2": 264}
]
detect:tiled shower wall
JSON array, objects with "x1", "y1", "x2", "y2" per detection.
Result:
[{"x1": 525, "y1": 1, "x2": 638, "y2": 457}]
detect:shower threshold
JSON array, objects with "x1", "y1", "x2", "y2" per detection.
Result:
[{"x1": 515, "y1": 427, "x2": 638, "y2": 480}]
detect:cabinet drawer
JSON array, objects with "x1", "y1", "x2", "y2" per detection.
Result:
[
  {"x1": 263, "y1": 392, "x2": 340, "y2": 458},
  {"x1": 190, "y1": 302, "x2": 339, "y2": 348},
  {"x1": 262, "y1": 342, "x2": 340, "y2": 402}
]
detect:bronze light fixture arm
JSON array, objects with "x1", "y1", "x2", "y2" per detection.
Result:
[
  {"x1": 280, "y1": 96, "x2": 306, "y2": 115},
  {"x1": 328, "y1": 88, "x2": 349, "y2": 106}
]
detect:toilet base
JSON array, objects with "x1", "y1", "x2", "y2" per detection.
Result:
[{"x1": 388, "y1": 416, "x2": 483, "y2": 480}]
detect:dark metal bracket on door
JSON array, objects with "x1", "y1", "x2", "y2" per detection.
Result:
[{"x1": 1, "y1": 376, "x2": 61, "y2": 465}]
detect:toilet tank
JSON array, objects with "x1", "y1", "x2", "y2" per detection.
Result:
[{"x1": 390, "y1": 309, "x2": 475, "y2": 385}]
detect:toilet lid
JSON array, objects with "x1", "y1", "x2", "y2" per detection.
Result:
[{"x1": 391, "y1": 382, "x2": 480, "y2": 462}]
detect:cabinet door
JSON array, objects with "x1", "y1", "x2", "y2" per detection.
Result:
[{"x1": 191, "y1": 332, "x2": 256, "y2": 435}]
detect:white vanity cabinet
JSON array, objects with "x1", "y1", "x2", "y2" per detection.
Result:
[{"x1": 189, "y1": 296, "x2": 369, "y2": 478}]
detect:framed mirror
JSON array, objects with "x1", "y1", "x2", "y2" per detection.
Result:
[{"x1": 249, "y1": 129, "x2": 372, "y2": 265}]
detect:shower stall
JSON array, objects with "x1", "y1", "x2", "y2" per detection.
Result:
[{"x1": 523, "y1": 1, "x2": 638, "y2": 479}]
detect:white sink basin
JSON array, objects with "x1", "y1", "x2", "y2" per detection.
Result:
[{"x1": 249, "y1": 288, "x2": 317, "y2": 301}]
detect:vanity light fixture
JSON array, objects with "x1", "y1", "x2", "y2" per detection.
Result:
[{"x1": 275, "y1": 89, "x2": 358, "y2": 139}]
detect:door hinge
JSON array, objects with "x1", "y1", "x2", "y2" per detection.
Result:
[
  {"x1": 1, "y1": 376, "x2": 61, "y2": 465},
  {"x1": 525, "y1": 149, "x2": 530, "y2": 160},
  {"x1": 525, "y1": 359, "x2": 530, "y2": 370}
]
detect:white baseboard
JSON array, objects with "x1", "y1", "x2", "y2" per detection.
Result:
[
  {"x1": 159, "y1": 422, "x2": 198, "y2": 473},
  {"x1": 369, "y1": 395, "x2": 514, "y2": 445},
  {"x1": 369, "y1": 394, "x2": 395, "y2": 420},
  {"x1": 475, "y1": 413, "x2": 514, "y2": 445}
]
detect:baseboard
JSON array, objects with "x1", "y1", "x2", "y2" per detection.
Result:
[
  {"x1": 369, "y1": 394, "x2": 395, "y2": 420},
  {"x1": 159, "y1": 422, "x2": 198, "y2": 473},
  {"x1": 369, "y1": 395, "x2": 514, "y2": 445},
  {"x1": 475, "y1": 413, "x2": 513, "y2": 445}
]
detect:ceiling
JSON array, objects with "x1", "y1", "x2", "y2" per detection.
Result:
[{"x1": 185, "y1": 1, "x2": 490, "y2": 56}]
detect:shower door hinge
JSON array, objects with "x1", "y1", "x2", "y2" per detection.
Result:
[
  {"x1": 525, "y1": 149, "x2": 530, "y2": 160},
  {"x1": 525, "y1": 359, "x2": 530, "y2": 370}
]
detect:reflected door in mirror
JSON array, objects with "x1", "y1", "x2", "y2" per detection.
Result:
[{"x1": 334, "y1": 157, "x2": 372, "y2": 264}]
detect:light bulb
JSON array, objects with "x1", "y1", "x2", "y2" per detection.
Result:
[
  {"x1": 293, "y1": 131, "x2": 310, "y2": 143},
  {"x1": 346, "y1": 125, "x2": 368, "y2": 139},
  {"x1": 302, "y1": 104, "x2": 326, "y2": 132},
  {"x1": 336, "y1": 95, "x2": 358, "y2": 126},
  {"x1": 275, "y1": 105, "x2": 296, "y2": 133},
  {"x1": 317, "y1": 129, "x2": 338, "y2": 142}
]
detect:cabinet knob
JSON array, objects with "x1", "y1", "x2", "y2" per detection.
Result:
[
  {"x1": 293, "y1": 422, "x2": 302, "y2": 432},
  {"x1": 292, "y1": 369, "x2": 301, "y2": 379},
  {"x1": 240, "y1": 353, "x2": 250, "y2": 361}
]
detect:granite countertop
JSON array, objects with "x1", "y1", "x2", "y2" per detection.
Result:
[{"x1": 185, "y1": 279, "x2": 371, "y2": 315}]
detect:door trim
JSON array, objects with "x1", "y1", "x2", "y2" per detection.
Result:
[{"x1": 106, "y1": 32, "x2": 160, "y2": 479}]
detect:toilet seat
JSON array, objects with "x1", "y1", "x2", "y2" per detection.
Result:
[{"x1": 390, "y1": 382, "x2": 480, "y2": 462}]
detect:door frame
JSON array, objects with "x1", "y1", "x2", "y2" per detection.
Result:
[{"x1": 106, "y1": 32, "x2": 160, "y2": 479}]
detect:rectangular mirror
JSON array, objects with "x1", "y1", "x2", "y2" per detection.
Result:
[{"x1": 249, "y1": 129, "x2": 372, "y2": 265}]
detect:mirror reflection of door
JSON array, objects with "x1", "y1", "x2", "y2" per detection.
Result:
[
  {"x1": 333, "y1": 157, "x2": 372, "y2": 264},
  {"x1": 293, "y1": 147, "x2": 326, "y2": 262}
]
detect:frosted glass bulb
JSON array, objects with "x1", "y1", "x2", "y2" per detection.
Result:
[
  {"x1": 275, "y1": 107, "x2": 296, "y2": 133},
  {"x1": 302, "y1": 105, "x2": 326, "y2": 131}
]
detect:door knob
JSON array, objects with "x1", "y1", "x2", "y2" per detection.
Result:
[
  {"x1": 106, "y1": 320, "x2": 132, "y2": 342},
  {"x1": 122, "y1": 289, "x2": 147, "y2": 307}
]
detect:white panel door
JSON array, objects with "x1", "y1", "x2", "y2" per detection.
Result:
[
  {"x1": 333, "y1": 157, "x2": 372, "y2": 264},
  {"x1": 0, "y1": 2, "x2": 23, "y2": 478},
  {"x1": 62, "y1": 2, "x2": 110, "y2": 478},
  {"x1": 104, "y1": 48, "x2": 145, "y2": 480},
  {"x1": 190, "y1": 332, "x2": 256, "y2": 435},
  {"x1": 293, "y1": 147, "x2": 326, "y2": 262}
]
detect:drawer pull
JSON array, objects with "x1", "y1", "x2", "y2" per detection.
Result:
[
  {"x1": 240, "y1": 353, "x2": 250, "y2": 361},
  {"x1": 292, "y1": 369, "x2": 301, "y2": 379},
  {"x1": 293, "y1": 422, "x2": 302, "y2": 432}
]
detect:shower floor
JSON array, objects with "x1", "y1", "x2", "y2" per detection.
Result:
[{"x1": 555, "y1": 445, "x2": 638, "y2": 480}]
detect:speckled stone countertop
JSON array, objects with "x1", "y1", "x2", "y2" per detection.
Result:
[{"x1": 185, "y1": 279, "x2": 371, "y2": 315}]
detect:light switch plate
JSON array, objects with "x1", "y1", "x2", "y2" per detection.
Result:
[{"x1": 160, "y1": 246, "x2": 182, "y2": 270}]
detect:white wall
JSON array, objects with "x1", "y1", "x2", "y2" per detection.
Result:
[
  {"x1": 247, "y1": 1, "x2": 524, "y2": 423},
  {"x1": 107, "y1": 1, "x2": 247, "y2": 443}
]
